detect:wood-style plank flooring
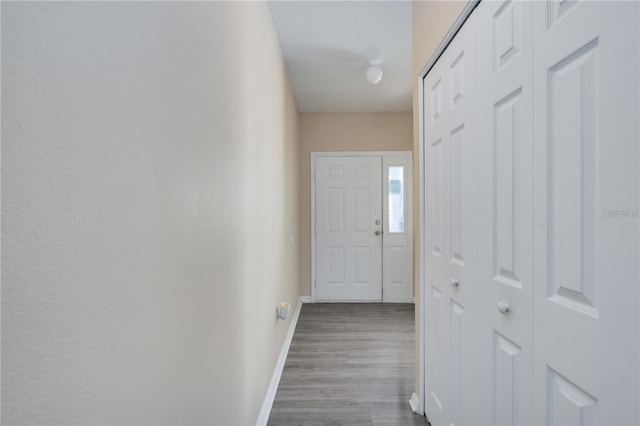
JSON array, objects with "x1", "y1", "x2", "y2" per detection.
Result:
[{"x1": 268, "y1": 303, "x2": 427, "y2": 426}]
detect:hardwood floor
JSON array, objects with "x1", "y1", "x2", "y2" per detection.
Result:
[{"x1": 268, "y1": 303, "x2": 427, "y2": 426}]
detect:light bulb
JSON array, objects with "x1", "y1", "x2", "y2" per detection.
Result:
[{"x1": 366, "y1": 65, "x2": 383, "y2": 84}]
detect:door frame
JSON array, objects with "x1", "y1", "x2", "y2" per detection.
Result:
[
  {"x1": 311, "y1": 151, "x2": 413, "y2": 303},
  {"x1": 414, "y1": 0, "x2": 480, "y2": 416}
]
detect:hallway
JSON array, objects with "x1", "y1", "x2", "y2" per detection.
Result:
[{"x1": 268, "y1": 304, "x2": 426, "y2": 426}]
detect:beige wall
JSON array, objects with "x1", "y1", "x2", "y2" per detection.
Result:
[
  {"x1": 2, "y1": 2, "x2": 299, "y2": 425},
  {"x1": 298, "y1": 112, "x2": 413, "y2": 296},
  {"x1": 412, "y1": 0, "x2": 467, "y2": 395}
]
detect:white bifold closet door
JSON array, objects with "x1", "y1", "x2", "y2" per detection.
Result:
[
  {"x1": 423, "y1": 11, "x2": 478, "y2": 426},
  {"x1": 423, "y1": 1, "x2": 639, "y2": 425},
  {"x1": 531, "y1": 1, "x2": 639, "y2": 424},
  {"x1": 473, "y1": 1, "x2": 535, "y2": 425}
]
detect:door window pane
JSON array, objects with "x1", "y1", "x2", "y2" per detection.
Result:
[{"x1": 388, "y1": 166, "x2": 404, "y2": 233}]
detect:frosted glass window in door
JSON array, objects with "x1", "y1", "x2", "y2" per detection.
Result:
[{"x1": 388, "y1": 166, "x2": 404, "y2": 233}]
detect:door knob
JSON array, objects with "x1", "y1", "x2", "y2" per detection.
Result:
[
  {"x1": 375, "y1": 230, "x2": 381, "y2": 236},
  {"x1": 375, "y1": 220, "x2": 381, "y2": 225},
  {"x1": 450, "y1": 278, "x2": 459, "y2": 288},
  {"x1": 497, "y1": 301, "x2": 510, "y2": 314}
]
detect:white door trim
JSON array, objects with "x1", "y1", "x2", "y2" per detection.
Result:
[
  {"x1": 415, "y1": 0, "x2": 479, "y2": 416},
  {"x1": 311, "y1": 151, "x2": 413, "y2": 303}
]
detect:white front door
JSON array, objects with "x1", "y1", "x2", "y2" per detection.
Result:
[{"x1": 315, "y1": 156, "x2": 383, "y2": 301}]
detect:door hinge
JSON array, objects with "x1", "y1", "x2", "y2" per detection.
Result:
[{"x1": 314, "y1": 279, "x2": 317, "y2": 288}]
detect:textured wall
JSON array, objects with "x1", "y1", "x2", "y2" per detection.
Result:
[
  {"x1": 297, "y1": 111, "x2": 413, "y2": 297},
  {"x1": 2, "y1": 2, "x2": 300, "y2": 424}
]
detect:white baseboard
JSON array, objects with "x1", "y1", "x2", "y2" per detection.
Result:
[
  {"x1": 256, "y1": 296, "x2": 307, "y2": 426},
  {"x1": 409, "y1": 392, "x2": 422, "y2": 414},
  {"x1": 383, "y1": 298, "x2": 414, "y2": 304}
]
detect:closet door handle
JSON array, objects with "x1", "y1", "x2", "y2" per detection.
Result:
[
  {"x1": 450, "y1": 278, "x2": 459, "y2": 288},
  {"x1": 497, "y1": 301, "x2": 510, "y2": 314}
]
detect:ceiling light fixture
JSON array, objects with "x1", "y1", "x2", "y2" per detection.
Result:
[{"x1": 366, "y1": 59, "x2": 383, "y2": 85}]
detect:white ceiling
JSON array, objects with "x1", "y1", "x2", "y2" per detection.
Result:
[{"x1": 268, "y1": 1, "x2": 412, "y2": 113}]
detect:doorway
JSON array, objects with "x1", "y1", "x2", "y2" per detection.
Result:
[{"x1": 311, "y1": 151, "x2": 413, "y2": 302}]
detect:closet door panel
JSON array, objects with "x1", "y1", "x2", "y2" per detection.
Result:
[
  {"x1": 423, "y1": 10, "x2": 477, "y2": 426},
  {"x1": 424, "y1": 54, "x2": 451, "y2": 426},
  {"x1": 476, "y1": 1, "x2": 534, "y2": 425},
  {"x1": 532, "y1": 1, "x2": 639, "y2": 424}
]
